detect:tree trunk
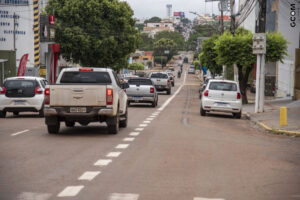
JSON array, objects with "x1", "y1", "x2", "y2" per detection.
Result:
[{"x1": 237, "y1": 65, "x2": 252, "y2": 104}]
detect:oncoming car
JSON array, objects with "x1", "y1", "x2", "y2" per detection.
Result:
[
  {"x1": 0, "y1": 76, "x2": 48, "y2": 118},
  {"x1": 200, "y1": 80, "x2": 242, "y2": 118}
]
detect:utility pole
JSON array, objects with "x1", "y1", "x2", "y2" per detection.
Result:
[
  {"x1": 220, "y1": 0, "x2": 224, "y2": 34},
  {"x1": 13, "y1": 12, "x2": 16, "y2": 51},
  {"x1": 254, "y1": 0, "x2": 267, "y2": 113},
  {"x1": 229, "y1": 0, "x2": 238, "y2": 82}
]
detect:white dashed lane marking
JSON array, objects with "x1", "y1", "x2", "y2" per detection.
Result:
[
  {"x1": 108, "y1": 193, "x2": 139, "y2": 200},
  {"x1": 94, "y1": 159, "x2": 112, "y2": 166},
  {"x1": 78, "y1": 171, "x2": 101, "y2": 181},
  {"x1": 106, "y1": 152, "x2": 122, "y2": 158},
  {"x1": 115, "y1": 144, "x2": 129, "y2": 149},
  {"x1": 139, "y1": 124, "x2": 148, "y2": 127},
  {"x1": 17, "y1": 192, "x2": 52, "y2": 200},
  {"x1": 135, "y1": 128, "x2": 144, "y2": 131},
  {"x1": 146, "y1": 118, "x2": 154, "y2": 121},
  {"x1": 123, "y1": 137, "x2": 135, "y2": 142},
  {"x1": 130, "y1": 132, "x2": 140, "y2": 136},
  {"x1": 57, "y1": 185, "x2": 84, "y2": 197},
  {"x1": 11, "y1": 129, "x2": 29, "y2": 136},
  {"x1": 142, "y1": 121, "x2": 151, "y2": 123}
]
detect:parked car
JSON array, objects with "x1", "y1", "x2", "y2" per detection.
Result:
[
  {"x1": 166, "y1": 72, "x2": 175, "y2": 87},
  {"x1": 44, "y1": 68, "x2": 129, "y2": 134},
  {"x1": 126, "y1": 78, "x2": 158, "y2": 107},
  {"x1": 200, "y1": 80, "x2": 242, "y2": 118},
  {"x1": 149, "y1": 72, "x2": 172, "y2": 95},
  {"x1": 188, "y1": 67, "x2": 195, "y2": 74},
  {"x1": 168, "y1": 66, "x2": 175, "y2": 71},
  {"x1": 184, "y1": 57, "x2": 188, "y2": 63},
  {"x1": 0, "y1": 76, "x2": 48, "y2": 118}
]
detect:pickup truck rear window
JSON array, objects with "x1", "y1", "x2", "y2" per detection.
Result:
[
  {"x1": 209, "y1": 82, "x2": 237, "y2": 91},
  {"x1": 150, "y1": 73, "x2": 168, "y2": 79},
  {"x1": 60, "y1": 72, "x2": 112, "y2": 84},
  {"x1": 128, "y1": 79, "x2": 153, "y2": 85}
]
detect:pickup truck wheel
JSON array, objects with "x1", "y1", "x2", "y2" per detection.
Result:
[
  {"x1": 47, "y1": 123, "x2": 60, "y2": 134},
  {"x1": 65, "y1": 121, "x2": 75, "y2": 127},
  {"x1": 0, "y1": 111, "x2": 6, "y2": 118},
  {"x1": 119, "y1": 107, "x2": 128, "y2": 128},
  {"x1": 107, "y1": 108, "x2": 120, "y2": 134},
  {"x1": 200, "y1": 106, "x2": 206, "y2": 116}
]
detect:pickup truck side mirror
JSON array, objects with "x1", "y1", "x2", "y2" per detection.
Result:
[{"x1": 121, "y1": 83, "x2": 129, "y2": 89}]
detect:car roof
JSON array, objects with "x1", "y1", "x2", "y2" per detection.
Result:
[
  {"x1": 128, "y1": 77, "x2": 151, "y2": 80},
  {"x1": 5, "y1": 76, "x2": 45, "y2": 81},
  {"x1": 208, "y1": 79, "x2": 238, "y2": 84}
]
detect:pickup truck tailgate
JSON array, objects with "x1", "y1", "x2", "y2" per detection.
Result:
[
  {"x1": 151, "y1": 78, "x2": 167, "y2": 86},
  {"x1": 50, "y1": 85, "x2": 107, "y2": 106}
]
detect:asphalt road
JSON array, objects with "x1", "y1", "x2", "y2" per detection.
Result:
[{"x1": 0, "y1": 60, "x2": 300, "y2": 200}]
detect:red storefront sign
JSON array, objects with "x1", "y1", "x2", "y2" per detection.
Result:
[{"x1": 49, "y1": 15, "x2": 55, "y2": 25}]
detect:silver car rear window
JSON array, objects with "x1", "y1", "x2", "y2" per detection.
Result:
[{"x1": 209, "y1": 82, "x2": 237, "y2": 91}]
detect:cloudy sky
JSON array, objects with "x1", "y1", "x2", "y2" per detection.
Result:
[{"x1": 123, "y1": 0, "x2": 224, "y2": 20}]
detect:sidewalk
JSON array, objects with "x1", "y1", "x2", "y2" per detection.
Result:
[{"x1": 243, "y1": 98, "x2": 300, "y2": 136}]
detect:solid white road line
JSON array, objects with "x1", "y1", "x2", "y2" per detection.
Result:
[
  {"x1": 78, "y1": 171, "x2": 101, "y2": 181},
  {"x1": 143, "y1": 121, "x2": 151, "y2": 124},
  {"x1": 139, "y1": 124, "x2": 148, "y2": 127},
  {"x1": 94, "y1": 159, "x2": 112, "y2": 166},
  {"x1": 134, "y1": 128, "x2": 144, "y2": 131},
  {"x1": 193, "y1": 198, "x2": 225, "y2": 200},
  {"x1": 123, "y1": 137, "x2": 135, "y2": 142},
  {"x1": 57, "y1": 185, "x2": 84, "y2": 197},
  {"x1": 115, "y1": 144, "x2": 129, "y2": 149},
  {"x1": 106, "y1": 152, "x2": 122, "y2": 158},
  {"x1": 17, "y1": 192, "x2": 52, "y2": 200},
  {"x1": 158, "y1": 72, "x2": 186, "y2": 111},
  {"x1": 11, "y1": 129, "x2": 29, "y2": 136},
  {"x1": 130, "y1": 132, "x2": 140, "y2": 136},
  {"x1": 109, "y1": 193, "x2": 139, "y2": 200}
]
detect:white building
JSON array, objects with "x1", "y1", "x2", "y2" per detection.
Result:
[
  {"x1": 0, "y1": 0, "x2": 35, "y2": 67},
  {"x1": 238, "y1": 0, "x2": 300, "y2": 97}
]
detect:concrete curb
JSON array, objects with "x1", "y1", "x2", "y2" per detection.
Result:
[{"x1": 243, "y1": 112, "x2": 300, "y2": 137}]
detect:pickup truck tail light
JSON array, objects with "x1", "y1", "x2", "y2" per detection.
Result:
[
  {"x1": 106, "y1": 88, "x2": 113, "y2": 105},
  {"x1": 0, "y1": 87, "x2": 6, "y2": 94},
  {"x1": 44, "y1": 88, "x2": 50, "y2": 105},
  {"x1": 204, "y1": 90, "x2": 209, "y2": 97},
  {"x1": 79, "y1": 68, "x2": 93, "y2": 71},
  {"x1": 167, "y1": 79, "x2": 170, "y2": 84},
  {"x1": 150, "y1": 87, "x2": 154, "y2": 93},
  {"x1": 237, "y1": 92, "x2": 241, "y2": 99},
  {"x1": 35, "y1": 86, "x2": 43, "y2": 94}
]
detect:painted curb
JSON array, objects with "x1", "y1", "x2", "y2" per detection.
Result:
[{"x1": 244, "y1": 112, "x2": 300, "y2": 137}]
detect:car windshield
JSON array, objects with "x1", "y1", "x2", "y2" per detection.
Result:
[
  {"x1": 128, "y1": 79, "x2": 153, "y2": 85},
  {"x1": 151, "y1": 73, "x2": 168, "y2": 79},
  {"x1": 60, "y1": 72, "x2": 112, "y2": 84},
  {"x1": 209, "y1": 82, "x2": 237, "y2": 91},
  {"x1": 5, "y1": 80, "x2": 37, "y2": 89}
]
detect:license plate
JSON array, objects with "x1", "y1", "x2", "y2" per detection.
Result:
[
  {"x1": 217, "y1": 102, "x2": 227, "y2": 105},
  {"x1": 134, "y1": 97, "x2": 143, "y2": 101},
  {"x1": 156, "y1": 85, "x2": 161, "y2": 88},
  {"x1": 14, "y1": 100, "x2": 25, "y2": 105},
  {"x1": 70, "y1": 107, "x2": 87, "y2": 113}
]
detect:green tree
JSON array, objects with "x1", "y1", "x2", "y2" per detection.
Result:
[
  {"x1": 153, "y1": 38, "x2": 177, "y2": 62},
  {"x1": 154, "y1": 31, "x2": 185, "y2": 51},
  {"x1": 144, "y1": 16, "x2": 161, "y2": 24},
  {"x1": 46, "y1": 0, "x2": 139, "y2": 71},
  {"x1": 128, "y1": 62, "x2": 144, "y2": 73},
  {"x1": 154, "y1": 56, "x2": 168, "y2": 67},
  {"x1": 199, "y1": 35, "x2": 222, "y2": 76},
  {"x1": 214, "y1": 28, "x2": 288, "y2": 104},
  {"x1": 138, "y1": 33, "x2": 154, "y2": 51},
  {"x1": 193, "y1": 60, "x2": 200, "y2": 70}
]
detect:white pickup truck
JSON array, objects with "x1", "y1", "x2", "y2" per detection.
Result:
[
  {"x1": 44, "y1": 68, "x2": 129, "y2": 134},
  {"x1": 149, "y1": 72, "x2": 172, "y2": 95}
]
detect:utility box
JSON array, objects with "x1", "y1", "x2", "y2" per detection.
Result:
[{"x1": 253, "y1": 33, "x2": 266, "y2": 54}]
